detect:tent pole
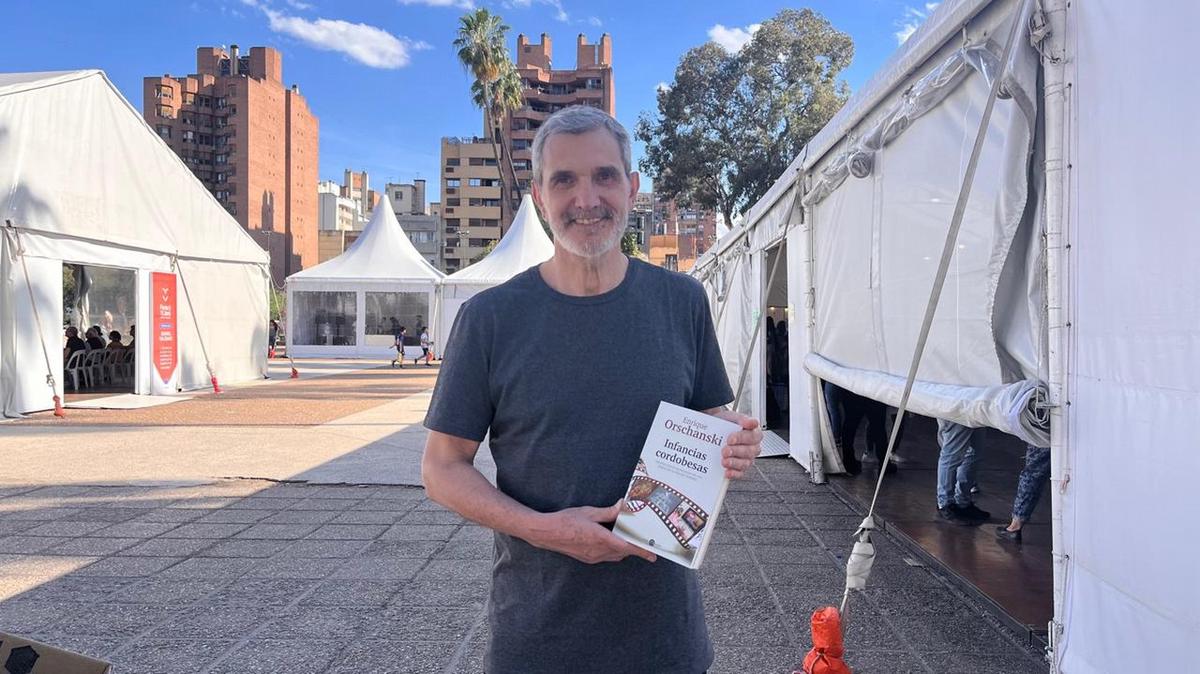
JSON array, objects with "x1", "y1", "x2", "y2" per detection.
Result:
[
  {"x1": 3, "y1": 222, "x2": 64, "y2": 417},
  {"x1": 1041, "y1": 0, "x2": 1071, "y2": 667}
]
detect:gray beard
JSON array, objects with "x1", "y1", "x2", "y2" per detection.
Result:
[{"x1": 552, "y1": 219, "x2": 627, "y2": 259}]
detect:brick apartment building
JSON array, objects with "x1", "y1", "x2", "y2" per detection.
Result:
[
  {"x1": 441, "y1": 32, "x2": 615, "y2": 272},
  {"x1": 143, "y1": 45, "x2": 318, "y2": 285},
  {"x1": 647, "y1": 197, "x2": 719, "y2": 272}
]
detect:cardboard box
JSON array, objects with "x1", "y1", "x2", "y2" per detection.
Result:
[{"x1": 0, "y1": 632, "x2": 111, "y2": 674}]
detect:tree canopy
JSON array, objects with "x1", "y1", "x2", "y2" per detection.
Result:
[{"x1": 637, "y1": 9, "x2": 853, "y2": 227}]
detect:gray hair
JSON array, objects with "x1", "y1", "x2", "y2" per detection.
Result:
[{"x1": 531, "y1": 105, "x2": 632, "y2": 185}]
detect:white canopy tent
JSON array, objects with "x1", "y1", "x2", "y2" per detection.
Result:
[
  {"x1": 286, "y1": 194, "x2": 444, "y2": 359},
  {"x1": 436, "y1": 194, "x2": 554, "y2": 355},
  {"x1": 693, "y1": 0, "x2": 1200, "y2": 669},
  {"x1": 0, "y1": 70, "x2": 270, "y2": 417}
]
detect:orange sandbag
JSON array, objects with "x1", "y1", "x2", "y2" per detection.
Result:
[{"x1": 796, "y1": 606, "x2": 852, "y2": 674}]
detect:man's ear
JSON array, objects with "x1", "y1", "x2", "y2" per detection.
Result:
[{"x1": 628, "y1": 171, "x2": 640, "y2": 204}]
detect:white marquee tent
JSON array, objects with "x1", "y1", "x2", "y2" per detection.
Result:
[
  {"x1": 436, "y1": 194, "x2": 554, "y2": 355},
  {"x1": 0, "y1": 70, "x2": 270, "y2": 417},
  {"x1": 692, "y1": 0, "x2": 1200, "y2": 669},
  {"x1": 286, "y1": 194, "x2": 444, "y2": 359}
]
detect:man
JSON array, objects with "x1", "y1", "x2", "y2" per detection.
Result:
[
  {"x1": 936, "y1": 419, "x2": 990, "y2": 524},
  {"x1": 421, "y1": 105, "x2": 762, "y2": 673}
]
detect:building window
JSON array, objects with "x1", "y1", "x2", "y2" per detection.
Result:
[
  {"x1": 446, "y1": 178, "x2": 460, "y2": 188},
  {"x1": 181, "y1": 113, "x2": 195, "y2": 126},
  {"x1": 394, "y1": 190, "x2": 404, "y2": 200},
  {"x1": 156, "y1": 104, "x2": 172, "y2": 118},
  {"x1": 181, "y1": 130, "x2": 196, "y2": 143},
  {"x1": 446, "y1": 198, "x2": 461, "y2": 207},
  {"x1": 216, "y1": 190, "x2": 230, "y2": 200},
  {"x1": 216, "y1": 97, "x2": 228, "y2": 109},
  {"x1": 468, "y1": 157, "x2": 498, "y2": 167},
  {"x1": 512, "y1": 139, "x2": 531, "y2": 150},
  {"x1": 216, "y1": 172, "x2": 227, "y2": 183},
  {"x1": 446, "y1": 158, "x2": 461, "y2": 166},
  {"x1": 155, "y1": 125, "x2": 172, "y2": 139},
  {"x1": 183, "y1": 92, "x2": 196, "y2": 105},
  {"x1": 155, "y1": 85, "x2": 173, "y2": 100},
  {"x1": 227, "y1": 203, "x2": 237, "y2": 216}
]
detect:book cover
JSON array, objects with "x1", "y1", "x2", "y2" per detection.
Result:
[{"x1": 613, "y1": 401, "x2": 740, "y2": 569}]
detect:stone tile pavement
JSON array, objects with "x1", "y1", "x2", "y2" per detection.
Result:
[{"x1": 0, "y1": 462, "x2": 1047, "y2": 673}]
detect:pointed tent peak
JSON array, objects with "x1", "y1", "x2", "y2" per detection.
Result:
[
  {"x1": 444, "y1": 194, "x2": 555, "y2": 285},
  {"x1": 288, "y1": 191, "x2": 444, "y2": 282}
]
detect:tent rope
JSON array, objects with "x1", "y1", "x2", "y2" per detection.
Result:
[
  {"x1": 172, "y1": 254, "x2": 220, "y2": 394},
  {"x1": 3, "y1": 221, "x2": 64, "y2": 417},
  {"x1": 838, "y1": 0, "x2": 1032, "y2": 620}
]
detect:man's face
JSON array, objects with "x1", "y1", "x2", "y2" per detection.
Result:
[{"x1": 532, "y1": 129, "x2": 638, "y2": 260}]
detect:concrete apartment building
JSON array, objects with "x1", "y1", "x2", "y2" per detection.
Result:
[
  {"x1": 316, "y1": 170, "x2": 384, "y2": 263},
  {"x1": 143, "y1": 45, "x2": 318, "y2": 285},
  {"x1": 440, "y1": 137, "x2": 503, "y2": 274},
  {"x1": 440, "y1": 32, "x2": 614, "y2": 273},
  {"x1": 384, "y1": 180, "x2": 442, "y2": 269}
]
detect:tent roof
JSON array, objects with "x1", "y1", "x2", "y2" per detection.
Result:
[
  {"x1": 288, "y1": 193, "x2": 445, "y2": 283},
  {"x1": 0, "y1": 69, "x2": 268, "y2": 265},
  {"x1": 443, "y1": 194, "x2": 553, "y2": 285}
]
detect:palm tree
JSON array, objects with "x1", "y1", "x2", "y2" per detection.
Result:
[{"x1": 454, "y1": 9, "x2": 525, "y2": 228}]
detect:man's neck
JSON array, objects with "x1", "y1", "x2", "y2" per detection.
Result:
[{"x1": 539, "y1": 249, "x2": 629, "y2": 297}]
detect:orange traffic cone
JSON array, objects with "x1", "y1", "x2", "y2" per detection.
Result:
[
  {"x1": 796, "y1": 606, "x2": 852, "y2": 674},
  {"x1": 52, "y1": 394, "x2": 65, "y2": 418},
  {"x1": 210, "y1": 375, "x2": 221, "y2": 394}
]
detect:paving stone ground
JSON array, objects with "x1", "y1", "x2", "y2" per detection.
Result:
[{"x1": 0, "y1": 471, "x2": 1046, "y2": 673}]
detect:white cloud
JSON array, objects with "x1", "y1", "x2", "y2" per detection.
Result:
[
  {"x1": 895, "y1": 2, "x2": 940, "y2": 44},
  {"x1": 398, "y1": 0, "x2": 475, "y2": 8},
  {"x1": 656, "y1": 82, "x2": 670, "y2": 93},
  {"x1": 263, "y1": 8, "x2": 430, "y2": 69},
  {"x1": 707, "y1": 23, "x2": 761, "y2": 53},
  {"x1": 285, "y1": 0, "x2": 313, "y2": 9},
  {"x1": 588, "y1": 16, "x2": 602, "y2": 27}
]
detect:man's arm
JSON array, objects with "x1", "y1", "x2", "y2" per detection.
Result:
[
  {"x1": 421, "y1": 430, "x2": 656, "y2": 564},
  {"x1": 704, "y1": 408, "x2": 764, "y2": 479}
]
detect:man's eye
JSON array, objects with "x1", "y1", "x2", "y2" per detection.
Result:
[{"x1": 553, "y1": 176, "x2": 573, "y2": 186}]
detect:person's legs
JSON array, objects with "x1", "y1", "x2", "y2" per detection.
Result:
[
  {"x1": 936, "y1": 420, "x2": 974, "y2": 509},
  {"x1": 1012, "y1": 445, "x2": 1051, "y2": 524},
  {"x1": 863, "y1": 399, "x2": 889, "y2": 465},
  {"x1": 839, "y1": 393, "x2": 866, "y2": 475}
]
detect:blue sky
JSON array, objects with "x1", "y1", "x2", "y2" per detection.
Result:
[{"x1": 4, "y1": 0, "x2": 937, "y2": 202}]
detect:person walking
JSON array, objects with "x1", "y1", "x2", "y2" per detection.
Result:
[
  {"x1": 419, "y1": 326, "x2": 432, "y2": 366},
  {"x1": 421, "y1": 106, "x2": 763, "y2": 674},
  {"x1": 392, "y1": 325, "x2": 407, "y2": 368}
]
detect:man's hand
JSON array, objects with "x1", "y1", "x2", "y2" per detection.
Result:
[
  {"x1": 708, "y1": 409, "x2": 763, "y2": 479},
  {"x1": 528, "y1": 500, "x2": 657, "y2": 565}
]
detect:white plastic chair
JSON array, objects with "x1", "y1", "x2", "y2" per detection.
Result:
[
  {"x1": 82, "y1": 350, "x2": 105, "y2": 387},
  {"x1": 64, "y1": 350, "x2": 87, "y2": 391}
]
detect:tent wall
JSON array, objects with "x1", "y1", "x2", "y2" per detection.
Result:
[
  {"x1": 808, "y1": 3, "x2": 1039, "y2": 389},
  {"x1": 175, "y1": 259, "x2": 269, "y2": 391},
  {"x1": 0, "y1": 236, "x2": 63, "y2": 415},
  {"x1": 1056, "y1": 2, "x2": 1200, "y2": 670},
  {"x1": 286, "y1": 279, "x2": 437, "y2": 359}
]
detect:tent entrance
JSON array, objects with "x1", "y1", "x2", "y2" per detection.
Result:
[
  {"x1": 62, "y1": 263, "x2": 137, "y2": 399},
  {"x1": 829, "y1": 412, "x2": 1053, "y2": 645},
  {"x1": 763, "y1": 243, "x2": 789, "y2": 442}
]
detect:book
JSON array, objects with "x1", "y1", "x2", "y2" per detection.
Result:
[{"x1": 613, "y1": 401, "x2": 741, "y2": 569}]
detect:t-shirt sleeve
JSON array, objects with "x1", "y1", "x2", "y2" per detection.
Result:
[
  {"x1": 423, "y1": 297, "x2": 494, "y2": 442},
  {"x1": 687, "y1": 281, "x2": 734, "y2": 411}
]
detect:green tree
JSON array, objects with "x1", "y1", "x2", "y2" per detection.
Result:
[
  {"x1": 454, "y1": 9, "x2": 525, "y2": 225},
  {"x1": 637, "y1": 8, "x2": 853, "y2": 227}
]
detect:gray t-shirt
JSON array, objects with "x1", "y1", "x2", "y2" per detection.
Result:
[{"x1": 424, "y1": 257, "x2": 733, "y2": 674}]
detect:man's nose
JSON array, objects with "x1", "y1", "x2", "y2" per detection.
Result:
[{"x1": 571, "y1": 179, "x2": 602, "y2": 210}]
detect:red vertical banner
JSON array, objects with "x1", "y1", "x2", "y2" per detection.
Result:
[{"x1": 151, "y1": 272, "x2": 178, "y2": 384}]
